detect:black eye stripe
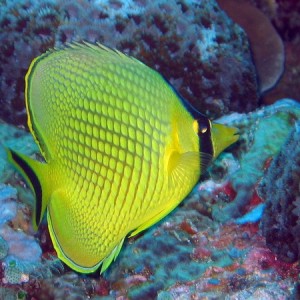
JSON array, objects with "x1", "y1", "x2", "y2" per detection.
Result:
[
  {"x1": 197, "y1": 117, "x2": 213, "y2": 158},
  {"x1": 158, "y1": 74, "x2": 214, "y2": 167}
]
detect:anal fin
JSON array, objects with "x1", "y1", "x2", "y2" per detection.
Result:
[
  {"x1": 100, "y1": 238, "x2": 125, "y2": 273},
  {"x1": 48, "y1": 189, "x2": 125, "y2": 274},
  {"x1": 129, "y1": 207, "x2": 175, "y2": 237}
]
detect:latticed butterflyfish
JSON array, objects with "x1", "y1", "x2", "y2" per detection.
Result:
[{"x1": 7, "y1": 43, "x2": 238, "y2": 273}]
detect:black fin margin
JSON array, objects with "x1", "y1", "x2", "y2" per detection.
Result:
[{"x1": 161, "y1": 74, "x2": 208, "y2": 119}]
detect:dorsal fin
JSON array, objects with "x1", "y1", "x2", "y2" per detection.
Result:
[{"x1": 161, "y1": 74, "x2": 208, "y2": 120}]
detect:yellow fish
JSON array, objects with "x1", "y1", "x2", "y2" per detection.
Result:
[{"x1": 6, "y1": 43, "x2": 238, "y2": 273}]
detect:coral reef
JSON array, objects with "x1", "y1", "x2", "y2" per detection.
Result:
[
  {"x1": 0, "y1": 0, "x2": 258, "y2": 126},
  {"x1": 0, "y1": 184, "x2": 42, "y2": 284},
  {"x1": 259, "y1": 120, "x2": 300, "y2": 263},
  {"x1": 0, "y1": 121, "x2": 38, "y2": 185},
  {"x1": 229, "y1": 0, "x2": 300, "y2": 106},
  {"x1": 211, "y1": 99, "x2": 300, "y2": 222},
  {"x1": 0, "y1": 182, "x2": 64, "y2": 291},
  {"x1": 217, "y1": 0, "x2": 284, "y2": 93},
  {"x1": 0, "y1": 0, "x2": 60, "y2": 125},
  {"x1": 262, "y1": 40, "x2": 300, "y2": 105},
  {"x1": 0, "y1": 100, "x2": 300, "y2": 298},
  {"x1": 1, "y1": 0, "x2": 300, "y2": 297},
  {"x1": 243, "y1": 0, "x2": 300, "y2": 42},
  {"x1": 271, "y1": 0, "x2": 300, "y2": 43}
]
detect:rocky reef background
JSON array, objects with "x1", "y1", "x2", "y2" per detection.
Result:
[
  {"x1": 0, "y1": 0, "x2": 300, "y2": 299},
  {"x1": 1, "y1": 0, "x2": 258, "y2": 125},
  {"x1": 217, "y1": 0, "x2": 300, "y2": 107}
]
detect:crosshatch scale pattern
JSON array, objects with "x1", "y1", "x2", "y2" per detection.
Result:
[{"x1": 26, "y1": 44, "x2": 199, "y2": 270}]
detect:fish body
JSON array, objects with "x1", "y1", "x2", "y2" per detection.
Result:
[{"x1": 7, "y1": 43, "x2": 238, "y2": 273}]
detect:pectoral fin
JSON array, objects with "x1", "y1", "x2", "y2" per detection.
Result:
[
  {"x1": 130, "y1": 151, "x2": 200, "y2": 237},
  {"x1": 168, "y1": 150, "x2": 200, "y2": 188}
]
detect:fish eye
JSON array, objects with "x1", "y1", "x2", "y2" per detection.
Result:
[
  {"x1": 200, "y1": 126, "x2": 208, "y2": 134},
  {"x1": 196, "y1": 116, "x2": 211, "y2": 136},
  {"x1": 193, "y1": 120, "x2": 209, "y2": 135}
]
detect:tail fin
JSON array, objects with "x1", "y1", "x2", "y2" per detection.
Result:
[{"x1": 6, "y1": 148, "x2": 50, "y2": 230}]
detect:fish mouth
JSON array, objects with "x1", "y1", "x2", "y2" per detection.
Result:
[
  {"x1": 232, "y1": 126, "x2": 239, "y2": 134},
  {"x1": 232, "y1": 129, "x2": 240, "y2": 142},
  {"x1": 211, "y1": 123, "x2": 240, "y2": 157},
  {"x1": 231, "y1": 126, "x2": 239, "y2": 136},
  {"x1": 227, "y1": 125, "x2": 239, "y2": 144}
]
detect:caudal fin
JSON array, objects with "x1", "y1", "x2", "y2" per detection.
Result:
[{"x1": 6, "y1": 148, "x2": 50, "y2": 230}]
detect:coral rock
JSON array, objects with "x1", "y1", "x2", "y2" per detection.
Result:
[
  {"x1": 259, "y1": 120, "x2": 300, "y2": 263},
  {"x1": 1, "y1": 0, "x2": 258, "y2": 125}
]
